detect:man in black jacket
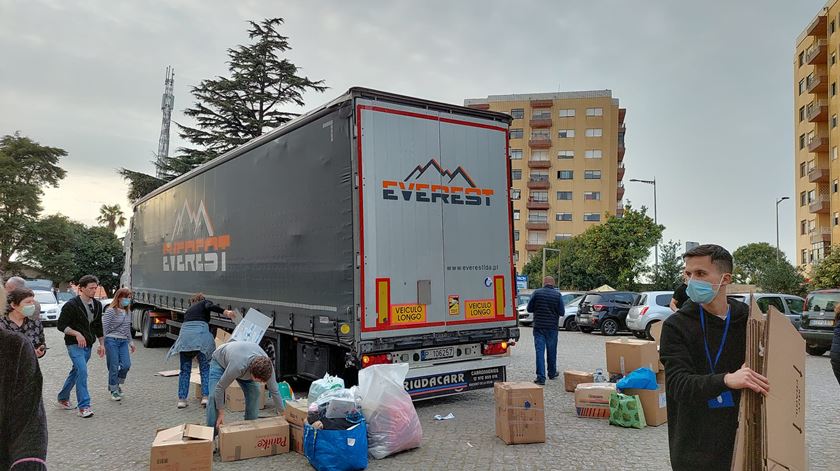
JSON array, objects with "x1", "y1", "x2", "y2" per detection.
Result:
[
  {"x1": 526, "y1": 276, "x2": 564, "y2": 385},
  {"x1": 660, "y1": 244, "x2": 769, "y2": 470},
  {"x1": 56, "y1": 275, "x2": 104, "y2": 418}
]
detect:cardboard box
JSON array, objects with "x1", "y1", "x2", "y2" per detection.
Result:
[
  {"x1": 574, "y1": 383, "x2": 616, "y2": 419},
  {"x1": 150, "y1": 424, "x2": 213, "y2": 471},
  {"x1": 494, "y1": 382, "x2": 545, "y2": 445},
  {"x1": 655, "y1": 370, "x2": 666, "y2": 384},
  {"x1": 289, "y1": 424, "x2": 304, "y2": 454},
  {"x1": 225, "y1": 381, "x2": 266, "y2": 412},
  {"x1": 624, "y1": 384, "x2": 667, "y2": 426},
  {"x1": 215, "y1": 328, "x2": 232, "y2": 348},
  {"x1": 284, "y1": 399, "x2": 309, "y2": 427},
  {"x1": 649, "y1": 321, "x2": 665, "y2": 371},
  {"x1": 563, "y1": 370, "x2": 594, "y2": 393},
  {"x1": 605, "y1": 338, "x2": 659, "y2": 375},
  {"x1": 218, "y1": 416, "x2": 290, "y2": 462}
]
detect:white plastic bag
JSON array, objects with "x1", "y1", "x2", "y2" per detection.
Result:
[
  {"x1": 309, "y1": 373, "x2": 345, "y2": 403},
  {"x1": 356, "y1": 363, "x2": 422, "y2": 459}
]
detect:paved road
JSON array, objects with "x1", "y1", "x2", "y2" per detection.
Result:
[{"x1": 38, "y1": 325, "x2": 839, "y2": 470}]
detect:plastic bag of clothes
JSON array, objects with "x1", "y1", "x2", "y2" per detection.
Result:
[
  {"x1": 616, "y1": 367, "x2": 657, "y2": 391},
  {"x1": 309, "y1": 373, "x2": 345, "y2": 403},
  {"x1": 356, "y1": 363, "x2": 422, "y2": 459},
  {"x1": 304, "y1": 415, "x2": 368, "y2": 471},
  {"x1": 608, "y1": 392, "x2": 647, "y2": 429}
]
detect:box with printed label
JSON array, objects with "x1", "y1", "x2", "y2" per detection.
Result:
[
  {"x1": 563, "y1": 370, "x2": 595, "y2": 393},
  {"x1": 149, "y1": 424, "x2": 213, "y2": 471},
  {"x1": 289, "y1": 423, "x2": 304, "y2": 454},
  {"x1": 218, "y1": 416, "x2": 290, "y2": 462},
  {"x1": 605, "y1": 338, "x2": 659, "y2": 375},
  {"x1": 624, "y1": 383, "x2": 667, "y2": 426},
  {"x1": 283, "y1": 399, "x2": 309, "y2": 427},
  {"x1": 574, "y1": 383, "x2": 616, "y2": 419},
  {"x1": 494, "y1": 382, "x2": 545, "y2": 445},
  {"x1": 225, "y1": 381, "x2": 266, "y2": 412}
]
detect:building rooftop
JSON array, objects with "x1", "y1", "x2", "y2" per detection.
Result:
[{"x1": 464, "y1": 90, "x2": 618, "y2": 106}]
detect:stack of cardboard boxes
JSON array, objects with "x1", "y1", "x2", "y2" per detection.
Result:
[{"x1": 283, "y1": 399, "x2": 309, "y2": 454}]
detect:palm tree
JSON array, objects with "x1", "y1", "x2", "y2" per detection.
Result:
[{"x1": 97, "y1": 204, "x2": 126, "y2": 232}]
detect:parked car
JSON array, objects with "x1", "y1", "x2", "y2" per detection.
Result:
[
  {"x1": 57, "y1": 292, "x2": 75, "y2": 303},
  {"x1": 34, "y1": 290, "x2": 61, "y2": 325},
  {"x1": 576, "y1": 291, "x2": 641, "y2": 336},
  {"x1": 726, "y1": 293, "x2": 805, "y2": 329},
  {"x1": 518, "y1": 291, "x2": 584, "y2": 326},
  {"x1": 559, "y1": 296, "x2": 584, "y2": 331},
  {"x1": 798, "y1": 289, "x2": 840, "y2": 356},
  {"x1": 626, "y1": 291, "x2": 674, "y2": 340}
]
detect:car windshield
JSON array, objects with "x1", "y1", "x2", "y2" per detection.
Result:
[
  {"x1": 517, "y1": 295, "x2": 531, "y2": 306},
  {"x1": 57, "y1": 292, "x2": 74, "y2": 302},
  {"x1": 561, "y1": 294, "x2": 580, "y2": 304},
  {"x1": 567, "y1": 296, "x2": 583, "y2": 307},
  {"x1": 806, "y1": 292, "x2": 840, "y2": 311},
  {"x1": 34, "y1": 292, "x2": 56, "y2": 304},
  {"x1": 582, "y1": 294, "x2": 602, "y2": 305}
]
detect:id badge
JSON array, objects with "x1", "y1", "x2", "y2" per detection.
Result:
[{"x1": 707, "y1": 390, "x2": 735, "y2": 409}]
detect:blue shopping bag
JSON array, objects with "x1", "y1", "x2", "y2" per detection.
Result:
[{"x1": 303, "y1": 417, "x2": 368, "y2": 471}]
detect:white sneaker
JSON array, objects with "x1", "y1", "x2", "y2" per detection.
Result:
[
  {"x1": 200, "y1": 397, "x2": 209, "y2": 407},
  {"x1": 110, "y1": 391, "x2": 121, "y2": 401},
  {"x1": 78, "y1": 408, "x2": 94, "y2": 418},
  {"x1": 177, "y1": 400, "x2": 188, "y2": 409}
]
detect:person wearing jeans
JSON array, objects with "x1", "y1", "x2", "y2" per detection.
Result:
[
  {"x1": 526, "y1": 276, "x2": 565, "y2": 385},
  {"x1": 178, "y1": 351, "x2": 210, "y2": 404},
  {"x1": 102, "y1": 288, "x2": 135, "y2": 401},
  {"x1": 57, "y1": 344, "x2": 92, "y2": 411}
]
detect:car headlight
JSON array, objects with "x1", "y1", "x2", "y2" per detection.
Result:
[{"x1": 47, "y1": 309, "x2": 58, "y2": 314}]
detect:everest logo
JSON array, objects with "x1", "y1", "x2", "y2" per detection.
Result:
[
  {"x1": 162, "y1": 200, "x2": 230, "y2": 272},
  {"x1": 382, "y1": 159, "x2": 495, "y2": 206}
]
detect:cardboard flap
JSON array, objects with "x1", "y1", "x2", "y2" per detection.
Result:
[
  {"x1": 153, "y1": 425, "x2": 187, "y2": 446},
  {"x1": 748, "y1": 294, "x2": 763, "y2": 322},
  {"x1": 184, "y1": 424, "x2": 214, "y2": 441}
]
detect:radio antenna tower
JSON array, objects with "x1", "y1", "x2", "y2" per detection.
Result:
[{"x1": 156, "y1": 66, "x2": 175, "y2": 179}]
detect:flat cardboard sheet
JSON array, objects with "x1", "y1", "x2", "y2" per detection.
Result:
[{"x1": 231, "y1": 308, "x2": 271, "y2": 344}]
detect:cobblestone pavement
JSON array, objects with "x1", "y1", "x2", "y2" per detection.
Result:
[{"x1": 39, "y1": 325, "x2": 839, "y2": 470}]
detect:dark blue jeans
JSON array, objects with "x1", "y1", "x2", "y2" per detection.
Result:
[
  {"x1": 206, "y1": 359, "x2": 262, "y2": 429},
  {"x1": 178, "y1": 351, "x2": 209, "y2": 400},
  {"x1": 104, "y1": 337, "x2": 131, "y2": 392},
  {"x1": 533, "y1": 328, "x2": 558, "y2": 382}
]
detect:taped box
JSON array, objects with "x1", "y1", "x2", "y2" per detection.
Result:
[
  {"x1": 494, "y1": 382, "x2": 545, "y2": 445},
  {"x1": 149, "y1": 424, "x2": 213, "y2": 471},
  {"x1": 623, "y1": 383, "x2": 667, "y2": 426},
  {"x1": 218, "y1": 416, "x2": 290, "y2": 462},
  {"x1": 283, "y1": 399, "x2": 309, "y2": 427},
  {"x1": 605, "y1": 338, "x2": 659, "y2": 375},
  {"x1": 564, "y1": 370, "x2": 594, "y2": 393},
  {"x1": 574, "y1": 383, "x2": 616, "y2": 419}
]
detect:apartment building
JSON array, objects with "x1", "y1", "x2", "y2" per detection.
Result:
[{"x1": 464, "y1": 90, "x2": 626, "y2": 273}]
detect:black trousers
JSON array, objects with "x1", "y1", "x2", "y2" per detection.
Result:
[{"x1": 831, "y1": 353, "x2": 840, "y2": 387}]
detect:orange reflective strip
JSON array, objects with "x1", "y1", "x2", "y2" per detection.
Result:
[
  {"x1": 376, "y1": 279, "x2": 390, "y2": 325},
  {"x1": 494, "y1": 275, "x2": 505, "y2": 316}
]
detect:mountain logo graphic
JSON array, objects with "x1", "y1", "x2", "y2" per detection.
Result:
[
  {"x1": 403, "y1": 159, "x2": 477, "y2": 188},
  {"x1": 170, "y1": 200, "x2": 215, "y2": 242}
]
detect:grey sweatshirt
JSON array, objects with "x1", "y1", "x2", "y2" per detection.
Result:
[{"x1": 211, "y1": 342, "x2": 283, "y2": 413}]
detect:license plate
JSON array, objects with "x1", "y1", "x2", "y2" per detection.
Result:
[
  {"x1": 421, "y1": 347, "x2": 455, "y2": 361},
  {"x1": 153, "y1": 324, "x2": 167, "y2": 330},
  {"x1": 811, "y1": 319, "x2": 834, "y2": 327}
]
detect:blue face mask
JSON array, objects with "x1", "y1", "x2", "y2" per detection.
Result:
[
  {"x1": 121, "y1": 298, "x2": 131, "y2": 307},
  {"x1": 686, "y1": 276, "x2": 725, "y2": 304}
]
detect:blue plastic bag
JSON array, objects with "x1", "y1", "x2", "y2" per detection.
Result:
[
  {"x1": 304, "y1": 417, "x2": 368, "y2": 471},
  {"x1": 616, "y1": 367, "x2": 657, "y2": 391}
]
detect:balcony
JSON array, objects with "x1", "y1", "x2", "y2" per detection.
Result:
[
  {"x1": 618, "y1": 145, "x2": 625, "y2": 162},
  {"x1": 806, "y1": 39, "x2": 828, "y2": 65},
  {"x1": 808, "y1": 135, "x2": 829, "y2": 152},
  {"x1": 617, "y1": 184, "x2": 625, "y2": 200},
  {"x1": 527, "y1": 199, "x2": 550, "y2": 210},
  {"x1": 529, "y1": 138, "x2": 552, "y2": 149},
  {"x1": 810, "y1": 195, "x2": 830, "y2": 214},
  {"x1": 526, "y1": 222, "x2": 549, "y2": 231},
  {"x1": 530, "y1": 99, "x2": 553, "y2": 108},
  {"x1": 467, "y1": 103, "x2": 489, "y2": 110},
  {"x1": 806, "y1": 15, "x2": 827, "y2": 38},
  {"x1": 807, "y1": 100, "x2": 828, "y2": 122},
  {"x1": 806, "y1": 73, "x2": 828, "y2": 94},
  {"x1": 528, "y1": 159, "x2": 551, "y2": 169},
  {"x1": 527, "y1": 178, "x2": 550, "y2": 189},
  {"x1": 525, "y1": 243, "x2": 546, "y2": 252},
  {"x1": 618, "y1": 108, "x2": 627, "y2": 124},
  {"x1": 808, "y1": 166, "x2": 829, "y2": 183},
  {"x1": 529, "y1": 118, "x2": 553, "y2": 128},
  {"x1": 617, "y1": 165, "x2": 625, "y2": 181},
  {"x1": 810, "y1": 227, "x2": 832, "y2": 244},
  {"x1": 616, "y1": 202, "x2": 625, "y2": 217}
]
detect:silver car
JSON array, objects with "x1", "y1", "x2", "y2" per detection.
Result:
[
  {"x1": 518, "y1": 291, "x2": 584, "y2": 326},
  {"x1": 626, "y1": 291, "x2": 674, "y2": 339}
]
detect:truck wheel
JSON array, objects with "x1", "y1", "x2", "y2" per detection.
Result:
[
  {"x1": 564, "y1": 317, "x2": 578, "y2": 331},
  {"x1": 141, "y1": 313, "x2": 159, "y2": 348},
  {"x1": 600, "y1": 319, "x2": 619, "y2": 336},
  {"x1": 579, "y1": 327, "x2": 593, "y2": 334},
  {"x1": 130, "y1": 327, "x2": 137, "y2": 338},
  {"x1": 806, "y1": 345, "x2": 828, "y2": 356},
  {"x1": 644, "y1": 321, "x2": 660, "y2": 341}
]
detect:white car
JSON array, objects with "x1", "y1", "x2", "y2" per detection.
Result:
[
  {"x1": 34, "y1": 290, "x2": 61, "y2": 325},
  {"x1": 626, "y1": 291, "x2": 674, "y2": 339},
  {"x1": 518, "y1": 292, "x2": 584, "y2": 328}
]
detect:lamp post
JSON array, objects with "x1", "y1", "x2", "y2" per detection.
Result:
[
  {"x1": 776, "y1": 196, "x2": 790, "y2": 261},
  {"x1": 629, "y1": 178, "x2": 658, "y2": 268}
]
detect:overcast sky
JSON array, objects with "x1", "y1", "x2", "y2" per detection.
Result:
[{"x1": 0, "y1": 0, "x2": 824, "y2": 260}]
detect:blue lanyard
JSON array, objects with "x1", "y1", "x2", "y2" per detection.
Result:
[{"x1": 699, "y1": 305, "x2": 731, "y2": 374}]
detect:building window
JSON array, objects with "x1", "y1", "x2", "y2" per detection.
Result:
[
  {"x1": 799, "y1": 106, "x2": 805, "y2": 122},
  {"x1": 799, "y1": 79, "x2": 806, "y2": 95},
  {"x1": 584, "y1": 191, "x2": 601, "y2": 200},
  {"x1": 833, "y1": 115, "x2": 838, "y2": 128},
  {"x1": 510, "y1": 128, "x2": 524, "y2": 139},
  {"x1": 800, "y1": 162, "x2": 807, "y2": 178},
  {"x1": 511, "y1": 189, "x2": 521, "y2": 200},
  {"x1": 799, "y1": 134, "x2": 806, "y2": 150},
  {"x1": 557, "y1": 191, "x2": 573, "y2": 200},
  {"x1": 833, "y1": 52, "x2": 837, "y2": 66},
  {"x1": 835, "y1": 180, "x2": 839, "y2": 193},
  {"x1": 809, "y1": 219, "x2": 816, "y2": 233},
  {"x1": 514, "y1": 251, "x2": 519, "y2": 263},
  {"x1": 835, "y1": 213, "x2": 839, "y2": 225},
  {"x1": 530, "y1": 191, "x2": 548, "y2": 202},
  {"x1": 802, "y1": 249, "x2": 808, "y2": 265},
  {"x1": 801, "y1": 220, "x2": 807, "y2": 235},
  {"x1": 528, "y1": 210, "x2": 548, "y2": 223},
  {"x1": 527, "y1": 232, "x2": 546, "y2": 245},
  {"x1": 555, "y1": 233, "x2": 572, "y2": 241},
  {"x1": 513, "y1": 210, "x2": 520, "y2": 220},
  {"x1": 834, "y1": 147, "x2": 839, "y2": 160},
  {"x1": 584, "y1": 213, "x2": 601, "y2": 222},
  {"x1": 557, "y1": 170, "x2": 574, "y2": 180},
  {"x1": 585, "y1": 128, "x2": 603, "y2": 137},
  {"x1": 808, "y1": 189, "x2": 816, "y2": 203},
  {"x1": 800, "y1": 191, "x2": 807, "y2": 206},
  {"x1": 556, "y1": 212, "x2": 573, "y2": 221},
  {"x1": 510, "y1": 149, "x2": 523, "y2": 160},
  {"x1": 531, "y1": 150, "x2": 549, "y2": 161},
  {"x1": 558, "y1": 129, "x2": 575, "y2": 138},
  {"x1": 799, "y1": 52, "x2": 805, "y2": 67},
  {"x1": 557, "y1": 150, "x2": 574, "y2": 159},
  {"x1": 558, "y1": 109, "x2": 575, "y2": 117},
  {"x1": 586, "y1": 107, "x2": 604, "y2": 117},
  {"x1": 584, "y1": 170, "x2": 602, "y2": 180},
  {"x1": 510, "y1": 108, "x2": 524, "y2": 119},
  {"x1": 531, "y1": 129, "x2": 551, "y2": 140},
  {"x1": 833, "y1": 82, "x2": 837, "y2": 96},
  {"x1": 532, "y1": 110, "x2": 551, "y2": 120},
  {"x1": 514, "y1": 230, "x2": 520, "y2": 241},
  {"x1": 832, "y1": 20, "x2": 836, "y2": 34},
  {"x1": 585, "y1": 149, "x2": 603, "y2": 159},
  {"x1": 512, "y1": 170, "x2": 522, "y2": 180}
]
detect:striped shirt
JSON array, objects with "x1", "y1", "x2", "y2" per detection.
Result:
[{"x1": 102, "y1": 307, "x2": 132, "y2": 339}]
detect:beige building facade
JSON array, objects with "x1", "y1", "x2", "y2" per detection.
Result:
[{"x1": 464, "y1": 91, "x2": 626, "y2": 273}]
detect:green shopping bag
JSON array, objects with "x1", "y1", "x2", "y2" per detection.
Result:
[{"x1": 608, "y1": 392, "x2": 647, "y2": 429}]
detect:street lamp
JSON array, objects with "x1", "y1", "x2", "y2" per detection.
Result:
[
  {"x1": 629, "y1": 178, "x2": 658, "y2": 268},
  {"x1": 776, "y1": 196, "x2": 790, "y2": 261}
]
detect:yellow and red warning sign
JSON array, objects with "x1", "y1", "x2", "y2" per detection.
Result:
[
  {"x1": 465, "y1": 300, "x2": 495, "y2": 320},
  {"x1": 448, "y1": 295, "x2": 460, "y2": 316},
  {"x1": 390, "y1": 304, "x2": 427, "y2": 325}
]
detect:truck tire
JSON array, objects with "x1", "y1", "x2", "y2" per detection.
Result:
[
  {"x1": 806, "y1": 345, "x2": 828, "y2": 356},
  {"x1": 600, "y1": 319, "x2": 619, "y2": 336},
  {"x1": 141, "y1": 313, "x2": 160, "y2": 348}
]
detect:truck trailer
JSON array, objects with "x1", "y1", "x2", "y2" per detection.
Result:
[{"x1": 124, "y1": 88, "x2": 519, "y2": 399}]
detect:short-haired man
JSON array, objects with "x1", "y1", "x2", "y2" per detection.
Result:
[
  {"x1": 526, "y1": 276, "x2": 565, "y2": 385},
  {"x1": 206, "y1": 341, "x2": 285, "y2": 431},
  {"x1": 56, "y1": 275, "x2": 104, "y2": 418},
  {"x1": 660, "y1": 244, "x2": 769, "y2": 470}
]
